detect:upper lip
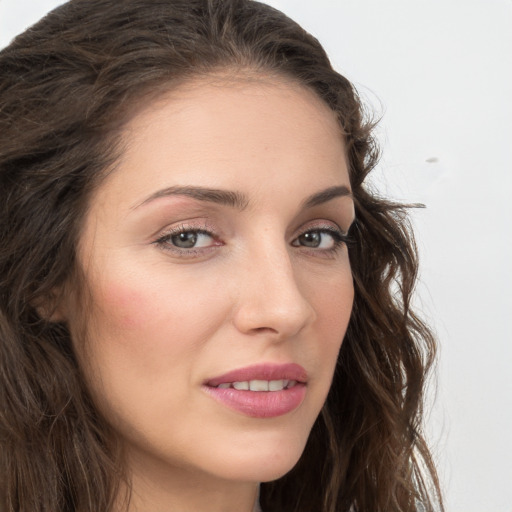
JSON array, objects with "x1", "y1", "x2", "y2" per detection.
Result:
[{"x1": 205, "y1": 363, "x2": 308, "y2": 387}]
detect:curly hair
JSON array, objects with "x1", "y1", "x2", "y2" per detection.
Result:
[{"x1": 0, "y1": 1, "x2": 443, "y2": 511}]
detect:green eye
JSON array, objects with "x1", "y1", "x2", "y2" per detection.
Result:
[
  {"x1": 294, "y1": 229, "x2": 339, "y2": 250},
  {"x1": 171, "y1": 232, "x2": 199, "y2": 248},
  {"x1": 155, "y1": 228, "x2": 217, "y2": 254},
  {"x1": 297, "y1": 231, "x2": 323, "y2": 248},
  {"x1": 169, "y1": 230, "x2": 214, "y2": 249}
]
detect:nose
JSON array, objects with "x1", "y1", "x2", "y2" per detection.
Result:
[{"x1": 231, "y1": 244, "x2": 316, "y2": 340}]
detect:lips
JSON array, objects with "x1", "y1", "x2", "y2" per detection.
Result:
[
  {"x1": 206, "y1": 363, "x2": 307, "y2": 387},
  {"x1": 203, "y1": 363, "x2": 307, "y2": 418}
]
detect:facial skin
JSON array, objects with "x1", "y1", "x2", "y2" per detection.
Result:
[{"x1": 65, "y1": 76, "x2": 355, "y2": 512}]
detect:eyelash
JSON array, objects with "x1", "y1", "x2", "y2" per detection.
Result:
[{"x1": 154, "y1": 223, "x2": 352, "y2": 257}]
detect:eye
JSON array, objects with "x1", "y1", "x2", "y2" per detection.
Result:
[
  {"x1": 169, "y1": 230, "x2": 214, "y2": 249},
  {"x1": 295, "y1": 230, "x2": 334, "y2": 249},
  {"x1": 154, "y1": 226, "x2": 220, "y2": 255},
  {"x1": 291, "y1": 227, "x2": 349, "y2": 252}
]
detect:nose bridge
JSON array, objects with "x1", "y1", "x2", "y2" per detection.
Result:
[{"x1": 233, "y1": 233, "x2": 315, "y2": 338}]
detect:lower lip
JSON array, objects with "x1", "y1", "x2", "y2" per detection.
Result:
[{"x1": 203, "y1": 384, "x2": 307, "y2": 418}]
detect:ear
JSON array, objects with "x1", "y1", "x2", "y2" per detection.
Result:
[{"x1": 33, "y1": 288, "x2": 68, "y2": 323}]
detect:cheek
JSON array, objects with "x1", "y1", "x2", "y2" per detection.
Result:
[
  {"x1": 76, "y1": 273, "x2": 207, "y2": 426},
  {"x1": 308, "y1": 267, "x2": 354, "y2": 378},
  {"x1": 79, "y1": 264, "x2": 230, "y2": 391},
  {"x1": 101, "y1": 282, "x2": 152, "y2": 331},
  {"x1": 91, "y1": 268, "x2": 213, "y2": 344},
  {"x1": 329, "y1": 283, "x2": 354, "y2": 340},
  {"x1": 312, "y1": 266, "x2": 354, "y2": 335}
]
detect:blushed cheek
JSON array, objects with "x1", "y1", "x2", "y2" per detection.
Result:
[
  {"x1": 89, "y1": 272, "x2": 218, "y2": 353},
  {"x1": 82, "y1": 278, "x2": 180, "y2": 384},
  {"x1": 84, "y1": 270, "x2": 179, "y2": 353},
  {"x1": 99, "y1": 281, "x2": 153, "y2": 331}
]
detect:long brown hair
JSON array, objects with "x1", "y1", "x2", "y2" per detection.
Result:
[{"x1": 0, "y1": 1, "x2": 443, "y2": 510}]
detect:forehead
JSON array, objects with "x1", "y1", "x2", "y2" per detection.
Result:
[
  {"x1": 91, "y1": 76, "x2": 348, "y2": 212},
  {"x1": 125, "y1": 75, "x2": 343, "y2": 146}
]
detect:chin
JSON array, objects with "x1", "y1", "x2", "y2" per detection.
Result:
[
  {"x1": 203, "y1": 429, "x2": 309, "y2": 483},
  {"x1": 214, "y1": 457, "x2": 302, "y2": 484}
]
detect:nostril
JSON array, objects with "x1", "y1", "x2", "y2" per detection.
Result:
[{"x1": 252, "y1": 326, "x2": 279, "y2": 334}]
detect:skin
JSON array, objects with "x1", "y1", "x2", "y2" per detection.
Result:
[{"x1": 63, "y1": 76, "x2": 355, "y2": 512}]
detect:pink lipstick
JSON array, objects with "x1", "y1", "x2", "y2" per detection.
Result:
[{"x1": 203, "y1": 363, "x2": 307, "y2": 418}]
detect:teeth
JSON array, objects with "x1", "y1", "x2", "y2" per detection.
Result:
[
  {"x1": 268, "y1": 379, "x2": 285, "y2": 391},
  {"x1": 249, "y1": 379, "x2": 268, "y2": 391},
  {"x1": 217, "y1": 379, "x2": 299, "y2": 391}
]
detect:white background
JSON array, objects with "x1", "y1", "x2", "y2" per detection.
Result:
[{"x1": 1, "y1": 1, "x2": 511, "y2": 510}]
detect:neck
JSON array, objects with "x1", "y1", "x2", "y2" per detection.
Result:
[{"x1": 114, "y1": 451, "x2": 260, "y2": 512}]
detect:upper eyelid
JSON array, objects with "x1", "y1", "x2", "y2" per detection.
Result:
[
  {"x1": 293, "y1": 220, "x2": 346, "y2": 237},
  {"x1": 155, "y1": 222, "x2": 216, "y2": 238}
]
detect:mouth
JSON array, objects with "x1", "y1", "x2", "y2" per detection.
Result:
[
  {"x1": 205, "y1": 362, "x2": 307, "y2": 388},
  {"x1": 203, "y1": 363, "x2": 307, "y2": 418},
  {"x1": 213, "y1": 379, "x2": 299, "y2": 391}
]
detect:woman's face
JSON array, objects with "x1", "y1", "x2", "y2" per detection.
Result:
[{"x1": 68, "y1": 77, "x2": 355, "y2": 487}]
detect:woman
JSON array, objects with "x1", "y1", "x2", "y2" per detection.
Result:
[{"x1": 0, "y1": 1, "x2": 443, "y2": 511}]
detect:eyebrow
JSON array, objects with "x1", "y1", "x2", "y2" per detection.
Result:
[
  {"x1": 133, "y1": 184, "x2": 352, "y2": 211},
  {"x1": 301, "y1": 185, "x2": 352, "y2": 208},
  {"x1": 133, "y1": 185, "x2": 250, "y2": 210}
]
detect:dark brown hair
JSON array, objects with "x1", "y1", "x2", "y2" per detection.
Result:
[{"x1": 0, "y1": 1, "x2": 443, "y2": 511}]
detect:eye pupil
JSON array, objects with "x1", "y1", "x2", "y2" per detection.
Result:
[
  {"x1": 171, "y1": 232, "x2": 198, "y2": 248},
  {"x1": 299, "y1": 231, "x2": 321, "y2": 247}
]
